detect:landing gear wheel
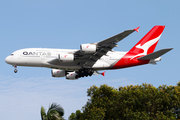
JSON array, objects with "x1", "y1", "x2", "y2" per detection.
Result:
[
  {"x1": 13, "y1": 65, "x2": 17, "y2": 73},
  {"x1": 14, "y1": 69, "x2": 17, "y2": 73},
  {"x1": 77, "y1": 68, "x2": 94, "y2": 78}
]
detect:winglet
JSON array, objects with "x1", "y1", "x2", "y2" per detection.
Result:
[
  {"x1": 101, "y1": 71, "x2": 106, "y2": 76},
  {"x1": 134, "y1": 26, "x2": 140, "y2": 32}
]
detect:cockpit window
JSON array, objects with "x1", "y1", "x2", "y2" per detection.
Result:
[{"x1": 10, "y1": 54, "x2": 14, "y2": 56}]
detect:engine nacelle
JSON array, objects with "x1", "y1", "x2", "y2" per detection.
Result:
[
  {"x1": 80, "y1": 44, "x2": 97, "y2": 54},
  {"x1": 51, "y1": 69, "x2": 65, "y2": 77},
  {"x1": 66, "y1": 72, "x2": 78, "y2": 80},
  {"x1": 58, "y1": 53, "x2": 74, "y2": 62}
]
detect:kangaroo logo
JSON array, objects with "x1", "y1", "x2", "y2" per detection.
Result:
[
  {"x1": 130, "y1": 34, "x2": 161, "y2": 60},
  {"x1": 86, "y1": 45, "x2": 90, "y2": 48},
  {"x1": 64, "y1": 55, "x2": 67, "y2": 58}
]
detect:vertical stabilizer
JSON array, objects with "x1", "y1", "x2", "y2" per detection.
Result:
[
  {"x1": 127, "y1": 25, "x2": 165, "y2": 59},
  {"x1": 112, "y1": 26, "x2": 166, "y2": 69}
]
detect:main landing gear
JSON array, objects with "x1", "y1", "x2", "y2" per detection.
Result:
[
  {"x1": 13, "y1": 65, "x2": 18, "y2": 73},
  {"x1": 76, "y1": 69, "x2": 94, "y2": 78}
]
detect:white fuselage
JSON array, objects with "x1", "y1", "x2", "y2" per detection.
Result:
[{"x1": 5, "y1": 48, "x2": 126, "y2": 71}]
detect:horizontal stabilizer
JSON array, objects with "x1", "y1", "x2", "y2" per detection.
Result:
[{"x1": 137, "y1": 48, "x2": 173, "y2": 60}]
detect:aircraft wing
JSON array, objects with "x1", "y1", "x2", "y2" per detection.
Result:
[
  {"x1": 96, "y1": 27, "x2": 139, "y2": 46},
  {"x1": 75, "y1": 27, "x2": 139, "y2": 68}
]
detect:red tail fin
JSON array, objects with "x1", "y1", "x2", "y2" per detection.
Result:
[
  {"x1": 112, "y1": 26, "x2": 165, "y2": 69},
  {"x1": 127, "y1": 25, "x2": 165, "y2": 59}
]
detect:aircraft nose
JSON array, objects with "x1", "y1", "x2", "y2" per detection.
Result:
[{"x1": 5, "y1": 56, "x2": 12, "y2": 64}]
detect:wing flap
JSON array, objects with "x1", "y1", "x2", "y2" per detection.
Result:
[{"x1": 137, "y1": 48, "x2": 173, "y2": 60}]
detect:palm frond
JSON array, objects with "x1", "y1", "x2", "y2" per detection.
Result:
[
  {"x1": 41, "y1": 106, "x2": 47, "y2": 120},
  {"x1": 47, "y1": 103, "x2": 64, "y2": 119}
]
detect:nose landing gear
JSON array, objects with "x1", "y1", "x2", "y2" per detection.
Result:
[
  {"x1": 14, "y1": 69, "x2": 17, "y2": 73},
  {"x1": 13, "y1": 65, "x2": 17, "y2": 73}
]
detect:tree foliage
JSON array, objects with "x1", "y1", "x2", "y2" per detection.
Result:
[
  {"x1": 41, "y1": 103, "x2": 64, "y2": 120},
  {"x1": 69, "y1": 82, "x2": 180, "y2": 120}
]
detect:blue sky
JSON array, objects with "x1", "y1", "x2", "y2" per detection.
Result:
[{"x1": 0, "y1": 1, "x2": 179, "y2": 119}]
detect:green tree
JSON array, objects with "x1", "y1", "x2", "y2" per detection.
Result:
[
  {"x1": 69, "y1": 113, "x2": 76, "y2": 120},
  {"x1": 41, "y1": 103, "x2": 64, "y2": 120},
  {"x1": 70, "y1": 82, "x2": 180, "y2": 119},
  {"x1": 69, "y1": 110, "x2": 83, "y2": 120}
]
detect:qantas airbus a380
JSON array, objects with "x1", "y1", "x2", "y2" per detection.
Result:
[{"x1": 5, "y1": 26, "x2": 172, "y2": 80}]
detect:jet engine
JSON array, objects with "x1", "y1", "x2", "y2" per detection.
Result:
[
  {"x1": 80, "y1": 44, "x2": 97, "y2": 54},
  {"x1": 58, "y1": 53, "x2": 74, "y2": 62},
  {"x1": 51, "y1": 68, "x2": 95, "y2": 79},
  {"x1": 66, "y1": 72, "x2": 78, "y2": 80},
  {"x1": 51, "y1": 69, "x2": 65, "y2": 77}
]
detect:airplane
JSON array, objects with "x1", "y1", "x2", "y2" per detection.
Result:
[{"x1": 5, "y1": 25, "x2": 173, "y2": 80}]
